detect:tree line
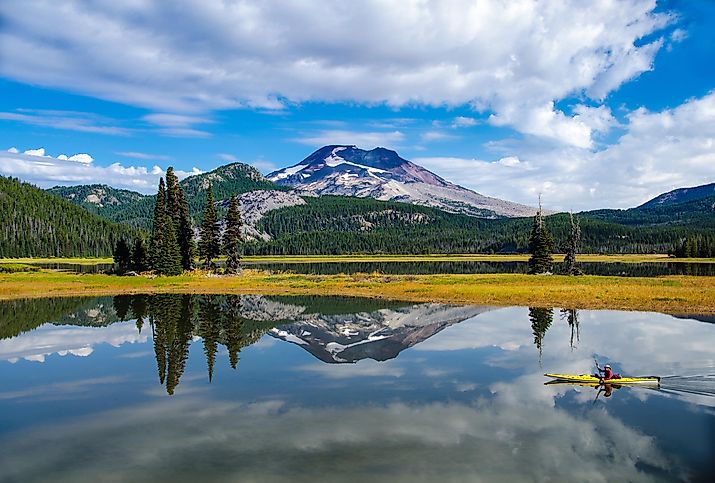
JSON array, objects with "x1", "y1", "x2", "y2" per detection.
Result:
[{"x1": 673, "y1": 234, "x2": 715, "y2": 258}]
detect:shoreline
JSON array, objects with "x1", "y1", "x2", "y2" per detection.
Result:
[
  {"x1": 2, "y1": 253, "x2": 715, "y2": 265},
  {"x1": 1, "y1": 270, "x2": 714, "y2": 314}
]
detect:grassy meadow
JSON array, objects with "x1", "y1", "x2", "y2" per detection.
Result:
[{"x1": 0, "y1": 269, "x2": 713, "y2": 314}]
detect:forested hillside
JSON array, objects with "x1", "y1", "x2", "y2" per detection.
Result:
[
  {"x1": 245, "y1": 195, "x2": 705, "y2": 255},
  {"x1": 47, "y1": 184, "x2": 149, "y2": 218},
  {"x1": 0, "y1": 176, "x2": 140, "y2": 258},
  {"x1": 52, "y1": 162, "x2": 284, "y2": 230}
]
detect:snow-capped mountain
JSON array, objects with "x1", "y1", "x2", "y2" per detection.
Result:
[
  {"x1": 267, "y1": 302, "x2": 494, "y2": 363},
  {"x1": 267, "y1": 145, "x2": 536, "y2": 218}
]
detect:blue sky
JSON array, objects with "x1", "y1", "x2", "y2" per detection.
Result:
[{"x1": 0, "y1": 0, "x2": 713, "y2": 210}]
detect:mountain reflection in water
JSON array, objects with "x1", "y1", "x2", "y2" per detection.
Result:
[{"x1": 0, "y1": 295, "x2": 713, "y2": 482}]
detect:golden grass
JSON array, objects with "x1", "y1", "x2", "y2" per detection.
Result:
[
  {"x1": 0, "y1": 257, "x2": 115, "y2": 264},
  {"x1": 1, "y1": 270, "x2": 714, "y2": 314}
]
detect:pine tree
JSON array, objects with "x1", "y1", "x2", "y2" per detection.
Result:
[
  {"x1": 157, "y1": 216, "x2": 183, "y2": 276},
  {"x1": 113, "y1": 238, "x2": 132, "y2": 273},
  {"x1": 165, "y1": 167, "x2": 181, "y2": 221},
  {"x1": 198, "y1": 183, "x2": 220, "y2": 269},
  {"x1": 176, "y1": 187, "x2": 195, "y2": 270},
  {"x1": 149, "y1": 178, "x2": 167, "y2": 269},
  {"x1": 223, "y1": 194, "x2": 243, "y2": 273},
  {"x1": 563, "y1": 212, "x2": 581, "y2": 275},
  {"x1": 131, "y1": 236, "x2": 149, "y2": 272},
  {"x1": 527, "y1": 198, "x2": 554, "y2": 274},
  {"x1": 165, "y1": 167, "x2": 195, "y2": 270}
]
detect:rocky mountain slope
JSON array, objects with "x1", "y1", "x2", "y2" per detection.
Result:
[
  {"x1": 268, "y1": 145, "x2": 537, "y2": 218},
  {"x1": 638, "y1": 182, "x2": 715, "y2": 208}
]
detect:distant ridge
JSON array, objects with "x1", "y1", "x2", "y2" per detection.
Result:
[{"x1": 639, "y1": 182, "x2": 715, "y2": 208}]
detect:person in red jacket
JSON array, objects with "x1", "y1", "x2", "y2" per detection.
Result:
[{"x1": 595, "y1": 362, "x2": 620, "y2": 382}]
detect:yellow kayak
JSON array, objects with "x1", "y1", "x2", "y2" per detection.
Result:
[{"x1": 544, "y1": 373, "x2": 660, "y2": 385}]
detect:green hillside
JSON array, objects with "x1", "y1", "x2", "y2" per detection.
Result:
[{"x1": 0, "y1": 176, "x2": 140, "y2": 258}]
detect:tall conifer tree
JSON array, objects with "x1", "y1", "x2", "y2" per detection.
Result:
[
  {"x1": 165, "y1": 167, "x2": 194, "y2": 270},
  {"x1": 223, "y1": 194, "x2": 243, "y2": 273},
  {"x1": 198, "y1": 183, "x2": 220, "y2": 269},
  {"x1": 131, "y1": 236, "x2": 149, "y2": 272},
  {"x1": 527, "y1": 197, "x2": 554, "y2": 274},
  {"x1": 157, "y1": 216, "x2": 183, "y2": 276},
  {"x1": 149, "y1": 178, "x2": 167, "y2": 269},
  {"x1": 176, "y1": 188, "x2": 195, "y2": 270},
  {"x1": 165, "y1": 167, "x2": 180, "y2": 221},
  {"x1": 113, "y1": 239, "x2": 131, "y2": 273}
]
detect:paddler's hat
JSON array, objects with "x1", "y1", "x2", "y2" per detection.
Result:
[{"x1": 604, "y1": 364, "x2": 611, "y2": 369}]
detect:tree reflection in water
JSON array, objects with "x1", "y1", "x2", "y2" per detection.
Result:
[
  {"x1": 113, "y1": 294, "x2": 270, "y2": 395},
  {"x1": 529, "y1": 307, "x2": 553, "y2": 364},
  {"x1": 560, "y1": 308, "x2": 580, "y2": 350}
]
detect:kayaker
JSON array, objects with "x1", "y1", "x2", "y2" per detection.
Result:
[{"x1": 595, "y1": 362, "x2": 618, "y2": 381}]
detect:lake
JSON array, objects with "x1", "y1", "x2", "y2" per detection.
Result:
[
  {"x1": 27, "y1": 260, "x2": 715, "y2": 277},
  {"x1": 0, "y1": 295, "x2": 713, "y2": 482}
]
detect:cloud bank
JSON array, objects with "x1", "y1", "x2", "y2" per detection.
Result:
[
  {"x1": 416, "y1": 91, "x2": 715, "y2": 210},
  {"x1": 0, "y1": 0, "x2": 672, "y2": 147},
  {"x1": 0, "y1": 148, "x2": 201, "y2": 193}
]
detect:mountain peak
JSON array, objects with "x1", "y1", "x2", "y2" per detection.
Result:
[
  {"x1": 267, "y1": 145, "x2": 536, "y2": 218},
  {"x1": 189, "y1": 162, "x2": 266, "y2": 183}
]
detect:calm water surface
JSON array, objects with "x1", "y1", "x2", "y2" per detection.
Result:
[
  {"x1": 244, "y1": 260, "x2": 715, "y2": 277},
  {"x1": 26, "y1": 260, "x2": 715, "y2": 276},
  {"x1": 0, "y1": 295, "x2": 713, "y2": 482}
]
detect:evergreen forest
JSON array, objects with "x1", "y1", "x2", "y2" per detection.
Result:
[{"x1": 0, "y1": 176, "x2": 140, "y2": 258}]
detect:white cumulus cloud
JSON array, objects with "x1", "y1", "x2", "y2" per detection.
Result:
[
  {"x1": 0, "y1": 147, "x2": 202, "y2": 193},
  {"x1": 415, "y1": 91, "x2": 715, "y2": 211}
]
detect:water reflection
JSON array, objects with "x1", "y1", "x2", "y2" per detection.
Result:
[
  {"x1": 115, "y1": 295, "x2": 272, "y2": 394},
  {"x1": 0, "y1": 296, "x2": 713, "y2": 481},
  {"x1": 25, "y1": 259, "x2": 715, "y2": 277},
  {"x1": 529, "y1": 307, "x2": 553, "y2": 362},
  {"x1": 16, "y1": 295, "x2": 484, "y2": 394},
  {"x1": 245, "y1": 260, "x2": 715, "y2": 277},
  {"x1": 561, "y1": 308, "x2": 580, "y2": 350}
]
